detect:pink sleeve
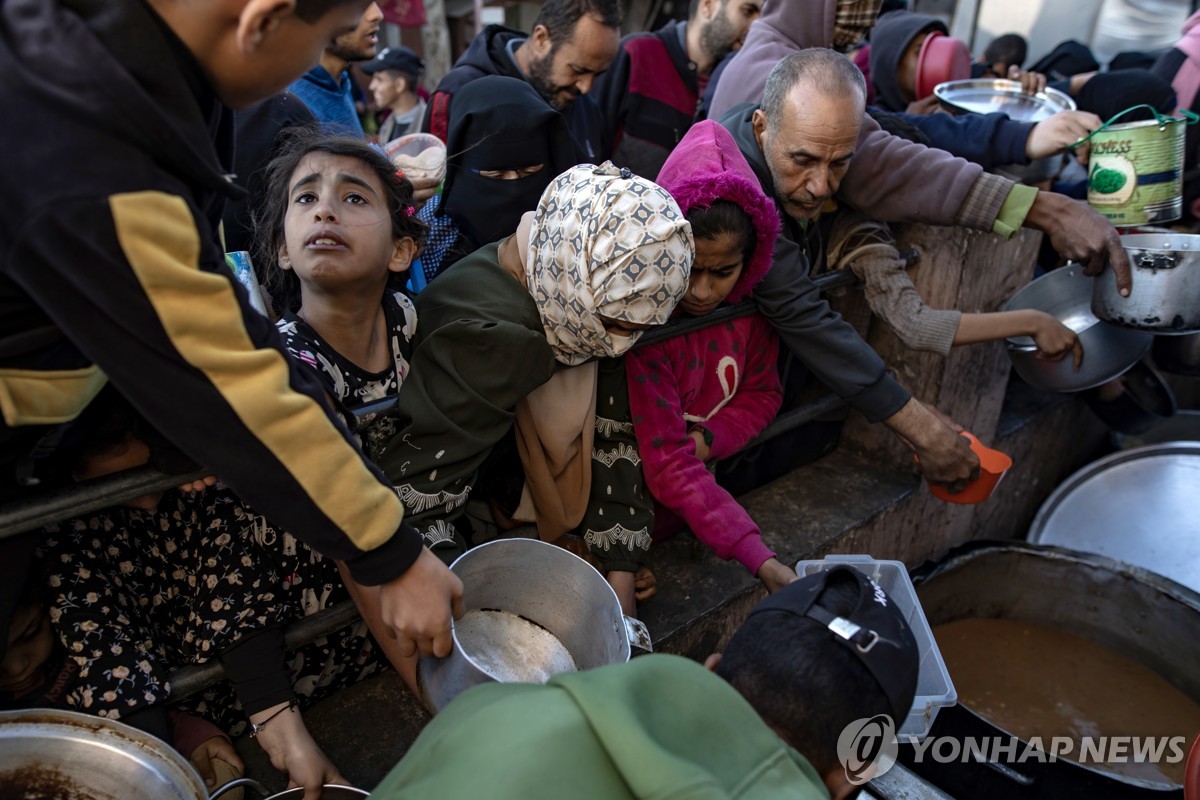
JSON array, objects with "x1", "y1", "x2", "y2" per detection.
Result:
[
  {"x1": 626, "y1": 342, "x2": 775, "y2": 574},
  {"x1": 702, "y1": 317, "x2": 783, "y2": 462}
]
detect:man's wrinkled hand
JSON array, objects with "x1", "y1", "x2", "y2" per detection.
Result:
[{"x1": 1024, "y1": 192, "x2": 1131, "y2": 297}]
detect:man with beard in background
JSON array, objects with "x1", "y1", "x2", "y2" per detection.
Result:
[
  {"x1": 422, "y1": 0, "x2": 621, "y2": 161},
  {"x1": 592, "y1": 0, "x2": 762, "y2": 178},
  {"x1": 289, "y1": 1, "x2": 383, "y2": 136}
]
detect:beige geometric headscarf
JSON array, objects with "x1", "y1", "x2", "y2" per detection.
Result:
[{"x1": 526, "y1": 162, "x2": 694, "y2": 366}]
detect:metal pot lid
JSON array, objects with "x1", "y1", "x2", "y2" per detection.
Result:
[
  {"x1": 933, "y1": 78, "x2": 1076, "y2": 122},
  {"x1": 1029, "y1": 442, "x2": 1200, "y2": 594}
]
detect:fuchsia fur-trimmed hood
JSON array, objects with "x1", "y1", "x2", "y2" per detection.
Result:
[{"x1": 656, "y1": 120, "x2": 780, "y2": 305}]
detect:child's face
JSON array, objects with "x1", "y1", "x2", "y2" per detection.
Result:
[
  {"x1": 0, "y1": 602, "x2": 53, "y2": 694},
  {"x1": 279, "y1": 152, "x2": 410, "y2": 295},
  {"x1": 680, "y1": 232, "x2": 745, "y2": 316}
]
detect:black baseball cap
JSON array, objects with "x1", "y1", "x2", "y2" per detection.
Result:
[
  {"x1": 361, "y1": 46, "x2": 425, "y2": 77},
  {"x1": 748, "y1": 566, "x2": 920, "y2": 723}
]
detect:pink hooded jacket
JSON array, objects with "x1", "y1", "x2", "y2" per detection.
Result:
[{"x1": 626, "y1": 121, "x2": 783, "y2": 574}]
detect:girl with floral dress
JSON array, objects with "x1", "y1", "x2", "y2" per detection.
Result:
[
  {"x1": 257, "y1": 131, "x2": 427, "y2": 463},
  {"x1": 36, "y1": 134, "x2": 428, "y2": 797}
]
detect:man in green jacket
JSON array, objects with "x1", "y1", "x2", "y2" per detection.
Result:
[{"x1": 372, "y1": 566, "x2": 920, "y2": 799}]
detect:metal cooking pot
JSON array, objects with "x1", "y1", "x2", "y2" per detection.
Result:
[
  {"x1": 1093, "y1": 233, "x2": 1200, "y2": 335},
  {"x1": 906, "y1": 541, "x2": 1200, "y2": 798},
  {"x1": 210, "y1": 778, "x2": 368, "y2": 799},
  {"x1": 1081, "y1": 358, "x2": 1177, "y2": 435},
  {"x1": 1154, "y1": 332, "x2": 1200, "y2": 376},
  {"x1": 0, "y1": 708, "x2": 209, "y2": 800},
  {"x1": 418, "y1": 538, "x2": 652, "y2": 714},
  {"x1": 1004, "y1": 264, "x2": 1152, "y2": 392}
]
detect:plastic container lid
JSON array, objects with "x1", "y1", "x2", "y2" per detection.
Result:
[{"x1": 794, "y1": 555, "x2": 956, "y2": 740}]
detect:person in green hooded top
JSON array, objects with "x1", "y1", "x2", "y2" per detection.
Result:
[
  {"x1": 376, "y1": 162, "x2": 695, "y2": 630},
  {"x1": 370, "y1": 564, "x2": 921, "y2": 799}
]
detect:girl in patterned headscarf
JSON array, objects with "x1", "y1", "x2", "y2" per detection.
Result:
[{"x1": 376, "y1": 163, "x2": 693, "y2": 611}]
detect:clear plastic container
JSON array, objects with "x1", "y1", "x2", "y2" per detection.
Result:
[
  {"x1": 384, "y1": 132, "x2": 447, "y2": 185},
  {"x1": 794, "y1": 554, "x2": 956, "y2": 740}
]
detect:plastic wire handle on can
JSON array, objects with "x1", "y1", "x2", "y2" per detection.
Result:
[{"x1": 1068, "y1": 105, "x2": 1200, "y2": 150}]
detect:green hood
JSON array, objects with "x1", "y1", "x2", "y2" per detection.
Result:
[{"x1": 373, "y1": 654, "x2": 829, "y2": 799}]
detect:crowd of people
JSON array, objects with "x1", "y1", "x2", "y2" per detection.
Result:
[{"x1": 3, "y1": 0, "x2": 1192, "y2": 795}]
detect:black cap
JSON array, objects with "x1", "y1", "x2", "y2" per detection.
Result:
[
  {"x1": 361, "y1": 46, "x2": 425, "y2": 77},
  {"x1": 748, "y1": 566, "x2": 920, "y2": 723}
]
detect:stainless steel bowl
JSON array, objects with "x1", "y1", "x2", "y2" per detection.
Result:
[
  {"x1": 0, "y1": 709, "x2": 208, "y2": 800},
  {"x1": 933, "y1": 78, "x2": 1076, "y2": 122},
  {"x1": 1004, "y1": 264, "x2": 1152, "y2": 392}
]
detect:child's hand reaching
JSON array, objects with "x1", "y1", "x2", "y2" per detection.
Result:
[
  {"x1": 251, "y1": 701, "x2": 347, "y2": 800},
  {"x1": 177, "y1": 475, "x2": 218, "y2": 493},
  {"x1": 1030, "y1": 312, "x2": 1084, "y2": 369},
  {"x1": 189, "y1": 734, "x2": 244, "y2": 792},
  {"x1": 757, "y1": 558, "x2": 799, "y2": 593}
]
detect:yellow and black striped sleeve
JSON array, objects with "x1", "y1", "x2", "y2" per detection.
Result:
[{"x1": 7, "y1": 192, "x2": 420, "y2": 585}]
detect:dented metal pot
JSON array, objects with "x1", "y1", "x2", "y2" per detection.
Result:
[
  {"x1": 418, "y1": 538, "x2": 652, "y2": 714},
  {"x1": 1093, "y1": 234, "x2": 1200, "y2": 335}
]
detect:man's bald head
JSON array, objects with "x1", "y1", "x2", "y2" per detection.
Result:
[{"x1": 760, "y1": 47, "x2": 867, "y2": 121}]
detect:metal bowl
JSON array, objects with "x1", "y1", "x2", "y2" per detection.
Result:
[
  {"x1": 1004, "y1": 264, "x2": 1153, "y2": 392},
  {"x1": 934, "y1": 78, "x2": 1076, "y2": 122},
  {"x1": 0, "y1": 709, "x2": 208, "y2": 800}
]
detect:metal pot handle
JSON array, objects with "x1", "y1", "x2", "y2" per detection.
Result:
[
  {"x1": 210, "y1": 777, "x2": 271, "y2": 799},
  {"x1": 623, "y1": 615, "x2": 653, "y2": 654}
]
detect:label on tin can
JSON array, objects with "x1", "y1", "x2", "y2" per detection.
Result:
[{"x1": 1088, "y1": 119, "x2": 1185, "y2": 226}]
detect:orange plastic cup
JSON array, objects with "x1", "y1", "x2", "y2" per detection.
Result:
[{"x1": 921, "y1": 432, "x2": 1014, "y2": 504}]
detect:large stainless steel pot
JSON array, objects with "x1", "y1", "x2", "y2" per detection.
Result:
[
  {"x1": 1093, "y1": 233, "x2": 1200, "y2": 335},
  {"x1": 418, "y1": 538, "x2": 652, "y2": 714},
  {"x1": 0, "y1": 708, "x2": 209, "y2": 800},
  {"x1": 1004, "y1": 264, "x2": 1152, "y2": 391},
  {"x1": 904, "y1": 541, "x2": 1200, "y2": 799}
]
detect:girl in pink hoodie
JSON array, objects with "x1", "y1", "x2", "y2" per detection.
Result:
[{"x1": 627, "y1": 120, "x2": 797, "y2": 593}]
